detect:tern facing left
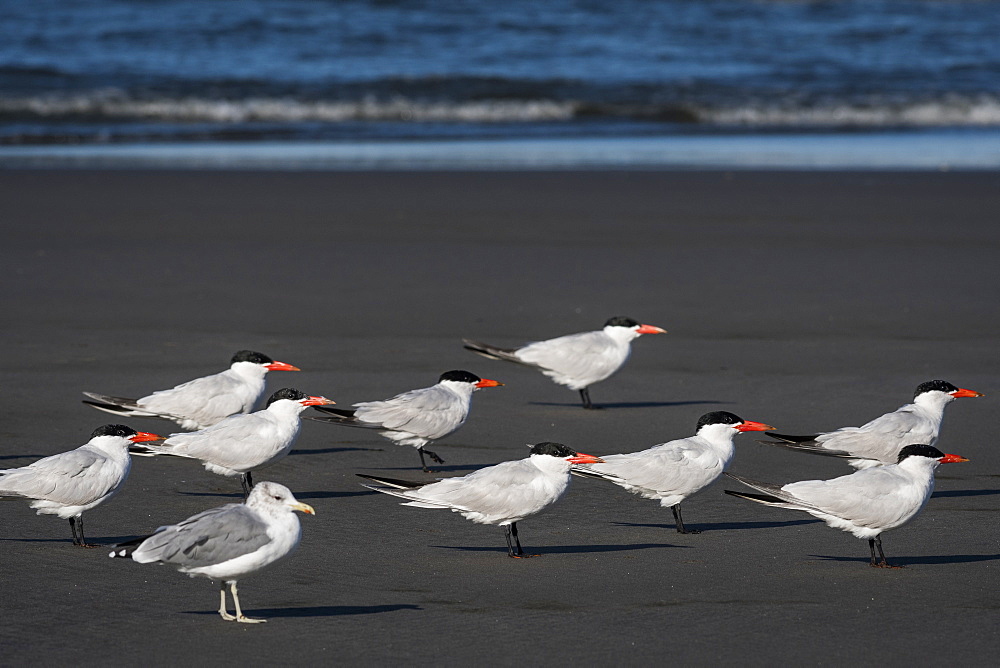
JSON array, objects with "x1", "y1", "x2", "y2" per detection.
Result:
[
  {"x1": 759, "y1": 380, "x2": 983, "y2": 469},
  {"x1": 0, "y1": 424, "x2": 163, "y2": 546},
  {"x1": 464, "y1": 316, "x2": 666, "y2": 409},
  {"x1": 359, "y1": 442, "x2": 604, "y2": 557},
  {"x1": 110, "y1": 481, "x2": 315, "y2": 623},
  {"x1": 308, "y1": 370, "x2": 502, "y2": 471},
  {"x1": 725, "y1": 444, "x2": 969, "y2": 568},
  {"x1": 130, "y1": 388, "x2": 334, "y2": 497},
  {"x1": 572, "y1": 411, "x2": 773, "y2": 533}
]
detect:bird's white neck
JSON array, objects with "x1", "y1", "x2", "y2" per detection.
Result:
[
  {"x1": 529, "y1": 454, "x2": 573, "y2": 476},
  {"x1": 602, "y1": 325, "x2": 640, "y2": 345},
  {"x1": 230, "y1": 361, "x2": 269, "y2": 380}
]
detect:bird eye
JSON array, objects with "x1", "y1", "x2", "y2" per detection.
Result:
[{"x1": 273, "y1": 495, "x2": 282, "y2": 500}]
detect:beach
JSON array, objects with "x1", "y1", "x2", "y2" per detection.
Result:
[{"x1": 1, "y1": 169, "x2": 998, "y2": 664}]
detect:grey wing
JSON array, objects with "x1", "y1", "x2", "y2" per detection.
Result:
[
  {"x1": 784, "y1": 468, "x2": 915, "y2": 525},
  {"x1": 584, "y1": 444, "x2": 715, "y2": 494},
  {"x1": 158, "y1": 414, "x2": 276, "y2": 466},
  {"x1": 354, "y1": 386, "x2": 467, "y2": 440},
  {"x1": 818, "y1": 407, "x2": 930, "y2": 462},
  {"x1": 409, "y1": 459, "x2": 562, "y2": 519},
  {"x1": 516, "y1": 331, "x2": 625, "y2": 386},
  {"x1": 131, "y1": 504, "x2": 272, "y2": 568},
  {"x1": 0, "y1": 448, "x2": 118, "y2": 505},
  {"x1": 141, "y1": 372, "x2": 250, "y2": 420}
]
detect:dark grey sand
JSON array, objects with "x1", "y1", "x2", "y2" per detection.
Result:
[{"x1": 1, "y1": 170, "x2": 998, "y2": 664}]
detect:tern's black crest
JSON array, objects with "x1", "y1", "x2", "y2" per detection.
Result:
[
  {"x1": 897, "y1": 444, "x2": 945, "y2": 462},
  {"x1": 604, "y1": 316, "x2": 640, "y2": 328},
  {"x1": 266, "y1": 388, "x2": 308, "y2": 406},
  {"x1": 914, "y1": 380, "x2": 959, "y2": 399},
  {"x1": 439, "y1": 370, "x2": 482, "y2": 384},
  {"x1": 91, "y1": 424, "x2": 138, "y2": 439},
  {"x1": 529, "y1": 442, "x2": 577, "y2": 458},
  {"x1": 232, "y1": 350, "x2": 274, "y2": 365},
  {"x1": 696, "y1": 411, "x2": 743, "y2": 430}
]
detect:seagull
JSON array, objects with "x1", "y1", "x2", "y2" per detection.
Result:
[
  {"x1": 83, "y1": 350, "x2": 300, "y2": 430},
  {"x1": 306, "y1": 370, "x2": 502, "y2": 471},
  {"x1": 110, "y1": 481, "x2": 314, "y2": 623},
  {"x1": 130, "y1": 388, "x2": 334, "y2": 496},
  {"x1": 571, "y1": 411, "x2": 774, "y2": 533},
  {"x1": 463, "y1": 316, "x2": 666, "y2": 409},
  {"x1": 0, "y1": 424, "x2": 163, "y2": 546},
  {"x1": 358, "y1": 442, "x2": 604, "y2": 557},
  {"x1": 725, "y1": 444, "x2": 969, "y2": 568},
  {"x1": 758, "y1": 380, "x2": 983, "y2": 468}
]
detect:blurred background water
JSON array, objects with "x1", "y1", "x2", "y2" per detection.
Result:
[{"x1": 2, "y1": 0, "x2": 999, "y2": 166}]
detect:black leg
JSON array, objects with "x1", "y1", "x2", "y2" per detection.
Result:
[
  {"x1": 70, "y1": 516, "x2": 95, "y2": 547},
  {"x1": 504, "y1": 525, "x2": 516, "y2": 557},
  {"x1": 579, "y1": 388, "x2": 597, "y2": 410},
  {"x1": 870, "y1": 534, "x2": 901, "y2": 569},
  {"x1": 418, "y1": 447, "x2": 444, "y2": 472},
  {"x1": 504, "y1": 522, "x2": 536, "y2": 558},
  {"x1": 672, "y1": 504, "x2": 701, "y2": 534},
  {"x1": 241, "y1": 472, "x2": 254, "y2": 498}
]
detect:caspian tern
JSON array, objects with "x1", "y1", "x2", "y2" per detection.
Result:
[
  {"x1": 759, "y1": 380, "x2": 983, "y2": 468},
  {"x1": 0, "y1": 424, "x2": 162, "y2": 546},
  {"x1": 358, "y1": 442, "x2": 604, "y2": 557},
  {"x1": 463, "y1": 316, "x2": 666, "y2": 409},
  {"x1": 130, "y1": 388, "x2": 334, "y2": 497},
  {"x1": 725, "y1": 444, "x2": 969, "y2": 568},
  {"x1": 83, "y1": 350, "x2": 300, "y2": 431},
  {"x1": 110, "y1": 481, "x2": 314, "y2": 623},
  {"x1": 572, "y1": 411, "x2": 774, "y2": 533},
  {"x1": 306, "y1": 370, "x2": 503, "y2": 471}
]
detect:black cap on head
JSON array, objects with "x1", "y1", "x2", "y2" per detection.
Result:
[
  {"x1": 232, "y1": 350, "x2": 274, "y2": 365},
  {"x1": 439, "y1": 370, "x2": 482, "y2": 384},
  {"x1": 897, "y1": 444, "x2": 945, "y2": 462},
  {"x1": 266, "y1": 388, "x2": 308, "y2": 407},
  {"x1": 914, "y1": 380, "x2": 959, "y2": 399},
  {"x1": 604, "y1": 316, "x2": 639, "y2": 328},
  {"x1": 529, "y1": 442, "x2": 578, "y2": 458},
  {"x1": 91, "y1": 424, "x2": 138, "y2": 439},
  {"x1": 696, "y1": 411, "x2": 743, "y2": 430}
]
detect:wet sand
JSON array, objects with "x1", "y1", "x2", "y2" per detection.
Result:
[{"x1": 1, "y1": 169, "x2": 998, "y2": 664}]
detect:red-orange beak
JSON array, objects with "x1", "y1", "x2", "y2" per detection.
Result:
[
  {"x1": 476, "y1": 378, "x2": 504, "y2": 388},
  {"x1": 636, "y1": 324, "x2": 667, "y2": 335},
  {"x1": 129, "y1": 431, "x2": 164, "y2": 443},
  {"x1": 951, "y1": 388, "x2": 983, "y2": 398},
  {"x1": 266, "y1": 361, "x2": 300, "y2": 372},
  {"x1": 939, "y1": 453, "x2": 970, "y2": 463},
  {"x1": 736, "y1": 421, "x2": 775, "y2": 432},
  {"x1": 300, "y1": 396, "x2": 335, "y2": 407},
  {"x1": 567, "y1": 452, "x2": 605, "y2": 464}
]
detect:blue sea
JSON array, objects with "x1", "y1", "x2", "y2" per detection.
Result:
[{"x1": 2, "y1": 0, "x2": 1000, "y2": 168}]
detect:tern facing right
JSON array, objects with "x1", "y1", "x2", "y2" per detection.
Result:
[
  {"x1": 759, "y1": 380, "x2": 982, "y2": 468},
  {"x1": 110, "y1": 481, "x2": 315, "y2": 623},
  {"x1": 359, "y1": 442, "x2": 604, "y2": 557},
  {"x1": 308, "y1": 370, "x2": 502, "y2": 471},
  {"x1": 83, "y1": 350, "x2": 300, "y2": 430},
  {"x1": 0, "y1": 424, "x2": 162, "y2": 546},
  {"x1": 725, "y1": 444, "x2": 969, "y2": 568},
  {"x1": 130, "y1": 388, "x2": 334, "y2": 497},
  {"x1": 572, "y1": 411, "x2": 774, "y2": 533},
  {"x1": 463, "y1": 316, "x2": 666, "y2": 409}
]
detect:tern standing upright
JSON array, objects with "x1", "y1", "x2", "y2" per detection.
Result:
[
  {"x1": 464, "y1": 316, "x2": 666, "y2": 409},
  {"x1": 83, "y1": 350, "x2": 300, "y2": 430}
]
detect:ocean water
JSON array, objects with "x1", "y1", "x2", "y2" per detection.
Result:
[{"x1": 1, "y1": 0, "x2": 999, "y2": 167}]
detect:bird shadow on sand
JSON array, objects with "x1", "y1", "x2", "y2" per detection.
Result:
[
  {"x1": 1, "y1": 535, "x2": 137, "y2": 544},
  {"x1": 291, "y1": 446, "x2": 384, "y2": 456},
  {"x1": 529, "y1": 400, "x2": 727, "y2": 410},
  {"x1": 931, "y1": 488, "x2": 1000, "y2": 498},
  {"x1": 293, "y1": 490, "x2": 373, "y2": 500},
  {"x1": 0, "y1": 454, "x2": 45, "y2": 461},
  {"x1": 434, "y1": 543, "x2": 689, "y2": 555},
  {"x1": 611, "y1": 518, "x2": 820, "y2": 532},
  {"x1": 177, "y1": 491, "x2": 246, "y2": 499},
  {"x1": 185, "y1": 603, "x2": 422, "y2": 618},
  {"x1": 809, "y1": 553, "x2": 1000, "y2": 566}
]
